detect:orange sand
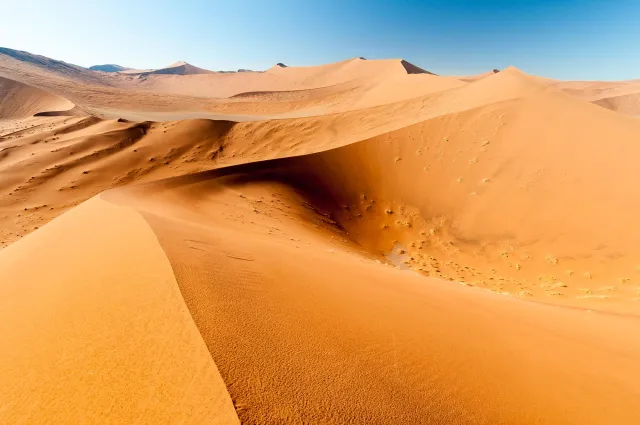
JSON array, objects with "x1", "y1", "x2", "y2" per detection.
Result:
[{"x1": 2, "y1": 46, "x2": 640, "y2": 423}]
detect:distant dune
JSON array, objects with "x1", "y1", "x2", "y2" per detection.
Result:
[
  {"x1": 0, "y1": 47, "x2": 87, "y2": 75},
  {"x1": 456, "y1": 68, "x2": 500, "y2": 82},
  {"x1": 0, "y1": 75, "x2": 75, "y2": 118},
  {"x1": 551, "y1": 78, "x2": 640, "y2": 116},
  {"x1": 136, "y1": 61, "x2": 214, "y2": 76},
  {"x1": 2, "y1": 47, "x2": 640, "y2": 424}
]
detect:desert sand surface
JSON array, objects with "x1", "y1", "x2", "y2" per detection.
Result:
[
  {"x1": 2, "y1": 46, "x2": 640, "y2": 424},
  {"x1": 0, "y1": 76, "x2": 75, "y2": 118}
]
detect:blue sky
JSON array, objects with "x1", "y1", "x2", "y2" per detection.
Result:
[{"x1": 2, "y1": 0, "x2": 639, "y2": 80}]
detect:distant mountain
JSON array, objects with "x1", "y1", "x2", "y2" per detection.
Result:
[
  {"x1": 89, "y1": 64, "x2": 131, "y2": 73},
  {"x1": 0, "y1": 46, "x2": 110, "y2": 87},
  {"x1": 0, "y1": 47, "x2": 87, "y2": 75}
]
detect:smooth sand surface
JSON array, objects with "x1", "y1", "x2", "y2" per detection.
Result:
[
  {"x1": 0, "y1": 76, "x2": 74, "y2": 118},
  {"x1": 2, "y1": 47, "x2": 640, "y2": 423},
  {"x1": 0, "y1": 196, "x2": 239, "y2": 423}
]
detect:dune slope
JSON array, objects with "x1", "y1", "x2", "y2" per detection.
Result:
[
  {"x1": 1, "y1": 48, "x2": 640, "y2": 424},
  {"x1": 102, "y1": 162, "x2": 640, "y2": 424},
  {"x1": 273, "y1": 87, "x2": 640, "y2": 313},
  {"x1": 0, "y1": 195, "x2": 238, "y2": 424},
  {"x1": 0, "y1": 76, "x2": 75, "y2": 118}
]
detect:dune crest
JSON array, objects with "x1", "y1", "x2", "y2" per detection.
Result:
[
  {"x1": 137, "y1": 61, "x2": 214, "y2": 76},
  {"x1": 0, "y1": 196, "x2": 239, "y2": 423}
]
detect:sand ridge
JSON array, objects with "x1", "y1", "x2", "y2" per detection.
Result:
[
  {"x1": 0, "y1": 76, "x2": 75, "y2": 118},
  {"x1": 0, "y1": 195, "x2": 239, "y2": 423}
]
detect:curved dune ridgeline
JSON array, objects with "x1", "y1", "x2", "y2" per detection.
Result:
[{"x1": 0, "y1": 76, "x2": 75, "y2": 118}]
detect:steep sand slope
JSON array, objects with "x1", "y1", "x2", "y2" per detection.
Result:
[
  {"x1": 0, "y1": 195, "x2": 239, "y2": 424},
  {"x1": 593, "y1": 91, "x2": 640, "y2": 115},
  {"x1": 0, "y1": 76, "x2": 74, "y2": 118},
  {"x1": 275, "y1": 87, "x2": 640, "y2": 313},
  {"x1": 102, "y1": 166, "x2": 640, "y2": 424}
]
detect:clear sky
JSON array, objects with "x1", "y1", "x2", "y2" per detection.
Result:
[{"x1": 2, "y1": 0, "x2": 639, "y2": 80}]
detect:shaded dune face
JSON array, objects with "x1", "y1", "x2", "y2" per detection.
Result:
[{"x1": 196, "y1": 94, "x2": 640, "y2": 313}]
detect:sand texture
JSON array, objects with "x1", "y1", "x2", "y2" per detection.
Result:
[{"x1": 2, "y1": 46, "x2": 640, "y2": 424}]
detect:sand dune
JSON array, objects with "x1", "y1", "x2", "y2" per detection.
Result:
[
  {"x1": 545, "y1": 78, "x2": 640, "y2": 116},
  {"x1": 101, "y1": 161, "x2": 640, "y2": 424},
  {"x1": 0, "y1": 76, "x2": 75, "y2": 118},
  {"x1": 1, "y1": 49, "x2": 457, "y2": 119},
  {"x1": 134, "y1": 61, "x2": 215, "y2": 76},
  {"x1": 0, "y1": 195, "x2": 239, "y2": 423},
  {"x1": 593, "y1": 91, "x2": 640, "y2": 115},
  {"x1": 203, "y1": 87, "x2": 640, "y2": 314},
  {"x1": 457, "y1": 69, "x2": 640, "y2": 115},
  {"x1": 455, "y1": 68, "x2": 500, "y2": 82},
  {"x1": 127, "y1": 57, "x2": 438, "y2": 101},
  {"x1": 266, "y1": 57, "x2": 434, "y2": 85},
  {"x1": 2, "y1": 48, "x2": 640, "y2": 423}
]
